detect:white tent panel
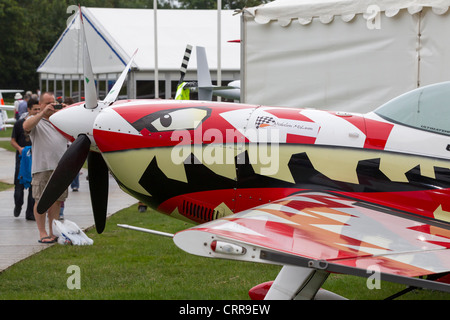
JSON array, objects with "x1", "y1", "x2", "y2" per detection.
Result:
[
  {"x1": 83, "y1": 10, "x2": 130, "y2": 74},
  {"x1": 37, "y1": 22, "x2": 83, "y2": 74},
  {"x1": 38, "y1": 9, "x2": 127, "y2": 74},
  {"x1": 90, "y1": 8, "x2": 241, "y2": 71},
  {"x1": 38, "y1": 7, "x2": 241, "y2": 75},
  {"x1": 242, "y1": 1, "x2": 450, "y2": 113},
  {"x1": 246, "y1": 0, "x2": 450, "y2": 25},
  {"x1": 420, "y1": 8, "x2": 450, "y2": 84}
]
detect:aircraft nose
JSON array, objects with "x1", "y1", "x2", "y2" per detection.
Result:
[
  {"x1": 94, "y1": 106, "x2": 139, "y2": 134},
  {"x1": 93, "y1": 106, "x2": 142, "y2": 152},
  {"x1": 93, "y1": 102, "x2": 193, "y2": 152},
  {"x1": 50, "y1": 104, "x2": 97, "y2": 142}
]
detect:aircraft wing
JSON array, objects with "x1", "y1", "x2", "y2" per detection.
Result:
[
  {"x1": 174, "y1": 192, "x2": 450, "y2": 292},
  {"x1": 0, "y1": 105, "x2": 15, "y2": 111}
]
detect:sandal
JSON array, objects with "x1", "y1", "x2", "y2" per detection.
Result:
[{"x1": 38, "y1": 236, "x2": 56, "y2": 244}]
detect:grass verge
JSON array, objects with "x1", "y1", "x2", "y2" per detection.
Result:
[{"x1": 0, "y1": 204, "x2": 280, "y2": 300}]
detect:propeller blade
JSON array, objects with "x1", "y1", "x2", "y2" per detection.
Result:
[
  {"x1": 102, "y1": 49, "x2": 139, "y2": 106},
  {"x1": 79, "y1": 6, "x2": 98, "y2": 109},
  {"x1": 87, "y1": 151, "x2": 109, "y2": 234},
  {"x1": 178, "y1": 44, "x2": 193, "y2": 86},
  {"x1": 37, "y1": 134, "x2": 91, "y2": 214}
]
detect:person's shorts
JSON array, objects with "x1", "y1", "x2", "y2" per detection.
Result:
[{"x1": 32, "y1": 170, "x2": 68, "y2": 202}]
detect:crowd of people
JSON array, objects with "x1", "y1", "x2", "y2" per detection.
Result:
[{"x1": 11, "y1": 91, "x2": 77, "y2": 244}]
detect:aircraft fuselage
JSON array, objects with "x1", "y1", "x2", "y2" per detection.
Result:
[{"x1": 86, "y1": 100, "x2": 450, "y2": 225}]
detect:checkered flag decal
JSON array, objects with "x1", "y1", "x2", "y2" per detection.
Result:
[{"x1": 255, "y1": 116, "x2": 275, "y2": 128}]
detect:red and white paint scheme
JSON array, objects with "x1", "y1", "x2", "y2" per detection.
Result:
[{"x1": 39, "y1": 7, "x2": 450, "y2": 300}]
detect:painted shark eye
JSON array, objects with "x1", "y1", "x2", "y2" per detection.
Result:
[
  {"x1": 149, "y1": 108, "x2": 209, "y2": 132},
  {"x1": 160, "y1": 114, "x2": 172, "y2": 127}
]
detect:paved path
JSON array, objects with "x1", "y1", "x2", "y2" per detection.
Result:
[{"x1": 0, "y1": 147, "x2": 137, "y2": 272}]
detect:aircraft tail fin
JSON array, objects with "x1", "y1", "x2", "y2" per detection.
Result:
[{"x1": 196, "y1": 46, "x2": 213, "y2": 101}]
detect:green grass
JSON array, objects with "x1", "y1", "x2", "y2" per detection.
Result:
[
  {"x1": 0, "y1": 127, "x2": 12, "y2": 138},
  {"x1": 0, "y1": 205, "x2": 280, "y2": 300},
  {"x1": 0, "y1": 181, "x2": 13, "y2": 191},
  {"x1": 1, "y1": 203, "x2": 449, "y2": 300},
  {"x1": 0, "y1": 140, "x2": 15, "y2": 153},
  {"x1": 0, "y1": 127, "x2": 15, "y2": 153}
]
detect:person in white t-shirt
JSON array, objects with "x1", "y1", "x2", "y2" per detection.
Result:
[{"x1": 23, "y1": 92, "x2": 68, "y2": 244}]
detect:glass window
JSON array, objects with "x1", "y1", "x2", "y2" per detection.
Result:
[{"x1": 374, "y1": 82, "x2": 450, "y2": 136}]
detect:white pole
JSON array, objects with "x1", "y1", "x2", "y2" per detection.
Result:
[
  {"x1": 154, "y1": 0, "x2": 159, "y2": 98},
  {"x1": 217, "y1": 0, "x2": 222, "y2": 101}
]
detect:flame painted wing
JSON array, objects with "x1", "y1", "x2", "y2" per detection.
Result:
[{"x1": 174, "y1": 192, "x2": 450, "y2": 291}]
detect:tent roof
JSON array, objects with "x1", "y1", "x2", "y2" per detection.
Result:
[
  {"x1": 38, "y1": 7, "x2": 241, "y2": 75},
  {"x1": 246, "y1": 0, "x2": 450, "y2": 26}
]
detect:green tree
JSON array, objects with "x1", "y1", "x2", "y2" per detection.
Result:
[
  {"x1": 0, "y1": 0, "x2": 35, "y2": 89},
  {"x1": 0, "y1": 0, "x2": 265, "y2": 91},
  {"x1": 177, "y1": 0, "x2": 271, "y2": 9}
]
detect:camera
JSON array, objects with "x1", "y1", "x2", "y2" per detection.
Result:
[{"x1": 53, "y1": 104, "x2": 63, "y2": 110}]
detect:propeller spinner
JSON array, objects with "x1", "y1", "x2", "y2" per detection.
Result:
[{"x1": 36, "y1": 7, "x2": 138, "y2": 233}]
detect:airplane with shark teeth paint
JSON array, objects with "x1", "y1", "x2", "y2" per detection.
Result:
[{"x1": 37, "y1": 7, "x2": 450, "y2": 300}]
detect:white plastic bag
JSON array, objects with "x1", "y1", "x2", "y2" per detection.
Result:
[{"x1": 53, "y1": 219, "x2": 94, "y2": 246}]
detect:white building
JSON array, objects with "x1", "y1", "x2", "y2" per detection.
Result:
[{"x1": 37, "y1": 7, "x2": 241, "y2": 101}]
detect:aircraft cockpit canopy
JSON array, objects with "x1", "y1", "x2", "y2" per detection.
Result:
[{"x1": 374, "y1": 82, "x2": 450, "y2": 136}]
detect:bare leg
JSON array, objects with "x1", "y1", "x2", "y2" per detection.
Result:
[
  {"x1": 33, "y1": 201, "x2": 48, "y2": 240},
  {"x1": 48, "y1": 201, "x2": 61, "y2": 239}
]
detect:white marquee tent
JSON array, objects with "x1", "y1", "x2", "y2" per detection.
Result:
[
  {"x1": 241, "y1": 0, "x2": 450, "y2": 113},
  {"x1": 37, "y1": 7, "x2": 241, "y2": 100}
]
